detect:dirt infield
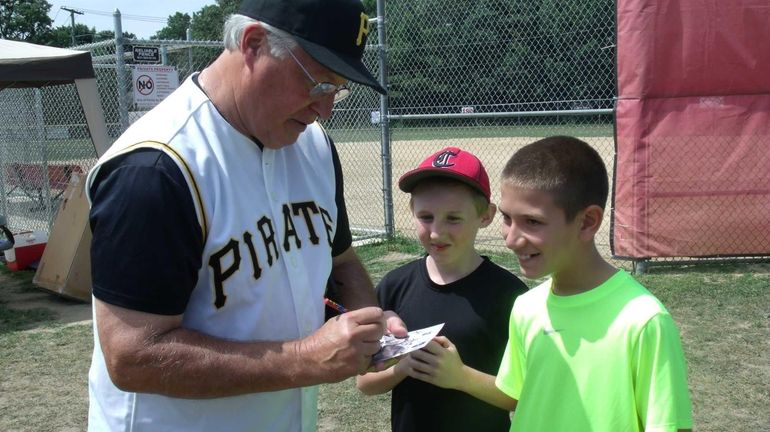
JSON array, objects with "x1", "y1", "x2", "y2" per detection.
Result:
[{"x1": 336, "y1": 136, "x2": 618, "y2": 257}]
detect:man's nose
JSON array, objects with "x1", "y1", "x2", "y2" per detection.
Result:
[{"x1": 310, "y1": 95, "x2": 335, "y2": 120}]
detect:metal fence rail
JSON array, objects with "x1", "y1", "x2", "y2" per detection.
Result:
[
  {"x1": 374, "y1": 0, "x2": 625, "y2": 262},
  {"x1": 2, "y1": 2, "x2": 766, "y2": 271}
]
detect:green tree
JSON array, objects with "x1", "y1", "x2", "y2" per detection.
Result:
[
  {"x1": 151, "y1": 12, "x2": 190, "y2": 40},
  {"x1": 46, "y1": 23, "x2": 94, "y2": 47},
  {"x1": 45, "y1": 25, "x2": 137, "y2": 47},
  {"x1": 384, "y1": 0, "x2": 615, "y2": 113},
  {"x1": 94, "y1": 30, "x2": 137, "y2": 41},
  {"x1": 188, "y1": 0, "x2": 249, "y2": 41},
  {"x1": 0, "y1": 0, "x2": 52, "y2": 43},
  {"x1": 190, "y1": 4, "x2": 224, "y2": 41},
  {"x1": 218, "y1": 0, "x2": 239, "y2": 17}
]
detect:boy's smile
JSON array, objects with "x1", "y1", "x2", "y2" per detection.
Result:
[{"x1": 411, "y1": 182, "x2": 491, "y2": 275}]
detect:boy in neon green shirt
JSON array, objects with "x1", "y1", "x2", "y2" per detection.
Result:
[{"x1": 495, "y1": 136, "x2": 693, "y2": 431}]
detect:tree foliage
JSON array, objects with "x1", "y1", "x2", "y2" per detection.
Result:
[
  {"x1": 0, "y1": 0, "x2": 53, "y2": 43},
  {"x1": 3, "y1": 0, "x2": 616, "y2": 115},
  {"x1": 217, "y1": 0, "x2": 240, "y2": 17},
  {"x1": 47, "y1": 23, "x2": 94, "y2": 47},
  {"x1": 45, "y1": 24, "x2": 136, "y2": 47},
  {"x1": 150, "y1": 0, "x2": 263, "y2": 41},
  {"x1": 190, "y1": 4, "x2": 225, "y2": 41},
  {"x1": 152, "y1": 12, "x2": 190, "y2": 40},
  {"x1": 385, "y1": 0, "x2": 616, "y2": 111}
]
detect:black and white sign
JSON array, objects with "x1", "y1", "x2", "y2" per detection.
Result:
[
  {"x1": 131, "y1": 65, "x2": 179, "y2": 108},
  {"x1": 132, "y1": 46, "x2": 160, "y2": 63}
]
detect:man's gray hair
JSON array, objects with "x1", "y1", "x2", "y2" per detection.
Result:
[{"x1": 222, "y1": 14, "x2": 297, "y2": 58}]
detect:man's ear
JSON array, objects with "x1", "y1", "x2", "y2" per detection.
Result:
[
  {"x1": 479, "y1": 202, "x2": 497, "y2": 228},
  {"x1": 578, "y1": 204, "x2": 604, "y2": 241},
  {"x1": 240, "y1": 22, "x2": 268, "y2": 61}
]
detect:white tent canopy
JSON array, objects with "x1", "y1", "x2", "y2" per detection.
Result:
[
  {"x1": 0, "y1": 39, "x2": 96, "y2": 89},
  {"x1": 0, "y1": 39, "x2": 108, "y2": 155}
]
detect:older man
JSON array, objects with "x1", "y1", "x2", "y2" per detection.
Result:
[{"x1": 86, "y1": 0, "x2": 405, "y2": 430}]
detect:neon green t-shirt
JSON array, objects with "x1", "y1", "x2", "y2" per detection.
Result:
[{"x1": 496, "y1": 270, "x2": 692, "y2": 431}]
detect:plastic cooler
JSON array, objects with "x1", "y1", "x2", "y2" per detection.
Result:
[{"x1": 4, "y1": 231, "x2": 48, "y2": 271}]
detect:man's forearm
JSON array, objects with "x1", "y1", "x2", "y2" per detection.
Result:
[
  {"x1": 106, "y1": 326, "x2": 329, "y2": 398},
  {"x1": 97, "y1": 299, "x2": 384, "y2": 399}
]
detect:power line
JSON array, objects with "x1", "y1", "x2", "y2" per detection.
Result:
[{"x1": 61, "y1": 5, "x2": 169, "y2": 24}]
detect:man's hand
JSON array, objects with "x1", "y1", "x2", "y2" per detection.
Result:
[
  {"x1": 362, "y1": 310, "x2": 408, "y2": 372},
  {"x1": 300, "y1": 306, "x2": 386, "y2": 381},
  {"x1": 384, "y1": 310, "x2": 408, "y2": 338}
]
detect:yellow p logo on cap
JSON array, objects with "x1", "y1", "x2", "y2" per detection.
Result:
[{"x1": 356, "y1": 12, "x2": 370, "y2": 46}]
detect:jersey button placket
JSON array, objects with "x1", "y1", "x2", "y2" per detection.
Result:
[{"x1": 262, "y1": 154, "x2": 274, "y2": 202}]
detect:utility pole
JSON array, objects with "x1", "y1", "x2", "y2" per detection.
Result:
[{"x1": 61, "y1": 7, "x2": 84, "y2": 46}]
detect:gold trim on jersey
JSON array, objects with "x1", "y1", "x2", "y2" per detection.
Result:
[{"x1": 105, "y1": 140, "x2": 209, "y2": 241}]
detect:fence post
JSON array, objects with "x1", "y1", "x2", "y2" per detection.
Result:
[
  {"x1": 161, "y1": 44, "x2": 168, "y2": 66},
  {"x1": 376, "y1": 0, "x2": 393, "y2": 238},
  {"x1": 186, "y1": 28, "x2": 193, "y2": 75},
  {"x1": 0, "y1": 136, "x2": 6, "y2": 221},
  {"x1": 113, "y1": 9, "x2": 130, "y2": 131},
  {"x1": 34, "y1": 89, "x2": 55, "y2": 230}
]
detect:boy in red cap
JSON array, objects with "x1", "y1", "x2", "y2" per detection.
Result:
[{"x1": 357, "y1": 147, "x2": 524, "y2": 431}]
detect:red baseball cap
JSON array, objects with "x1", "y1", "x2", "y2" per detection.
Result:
[{"x1": 398, "y1": 147, "x2": 491, "y2": 201}]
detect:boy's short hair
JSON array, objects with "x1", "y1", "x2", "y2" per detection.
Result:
[
  {"x1": 399, "y1": 147, "x2": 491, "y2": 216},
  {"x1": 502, "y1": 136, "x2": 608, "y2": 222}
]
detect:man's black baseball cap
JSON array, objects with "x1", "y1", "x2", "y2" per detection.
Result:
[{"x1": 238, "y1": 0, "x2": 386, "y2": 94}]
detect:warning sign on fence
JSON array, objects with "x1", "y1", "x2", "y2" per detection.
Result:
[
  {"x1": 132, "y1": 46, "x2": 160, "y2": 63},
  {"x1": 131, "y1": 65, "x2": 179, "y2": 108}
]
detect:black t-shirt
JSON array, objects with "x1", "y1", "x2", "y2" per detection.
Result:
[
  {"x1": 377, "y1": 256, "x2": 529, "y2": 432},
  {"x1": 89, "y1": 139, "x2": 352, "y2": 315}
]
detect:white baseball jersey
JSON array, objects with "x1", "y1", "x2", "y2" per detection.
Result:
[{"x1": 86, "y1": 75, "x2": 338, "y2": 431}]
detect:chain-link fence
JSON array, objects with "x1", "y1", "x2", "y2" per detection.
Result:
[
  {"x1": 0, "y1": 84, "x2": 96, "y2": 234},
  {"x1": 360, "y1": 0, "x2": 621, "y2": 262},
  {"x1": 73, "y1": 38, "x2": 223, "y2": 141},
  {"x1": 0, "y1": 1, "x2": 621, "y2": 265},
  {"x1": 3, "y1": 1, "x2": 764, "y2": 270},
  {"x1": 0, "y1": 33, "x2": 221, "y2": 236}
]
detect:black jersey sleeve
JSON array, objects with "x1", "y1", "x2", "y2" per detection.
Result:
[
  {"x1": 328, "y1": 136, "x2": 353, "y2": 257},
  {"x1": 89, "y1": 148, "x2": 203, "y2": 315}
]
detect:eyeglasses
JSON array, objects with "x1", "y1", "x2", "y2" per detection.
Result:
[{"x1": 286, "y1": 49, "x2": 351, "y2": 104}]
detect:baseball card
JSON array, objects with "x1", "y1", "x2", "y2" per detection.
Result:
[{"x1": 372, "y1": 323, "x2": 445, "y2": 364}]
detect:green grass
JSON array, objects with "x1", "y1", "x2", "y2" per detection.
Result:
[
  {"x1": 44, "y1": 139, "x2": 98, "y2": 161},
  {"x1": 318, "y1": 239, "x2": 770, "y2": 432},
  {"x1": 0, "y1": 266, "x2": 57, "y2": 334},
  {"x1": 1, "y1": 241, "x2": 768, "y2": 431},
  {"x1": 330, "y1": 123, "x2": 614, "y2": 143},
  {"x1": 33, "y1": 124, "x2": 613, "y2": 160},
  {"x1": 8, "y1": 138, "x2": 98, "y2": 163},
  {"x1": 0, "y1": 303, "x2": 56, "y2": 334}
]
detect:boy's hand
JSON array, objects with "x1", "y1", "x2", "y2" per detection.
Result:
[
  {"x1": 383, "y1": 310, "x2": 408, "y2": 338},
  {"x1": 403, "y1": 336, "x2": 466, "y2": 390}
]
